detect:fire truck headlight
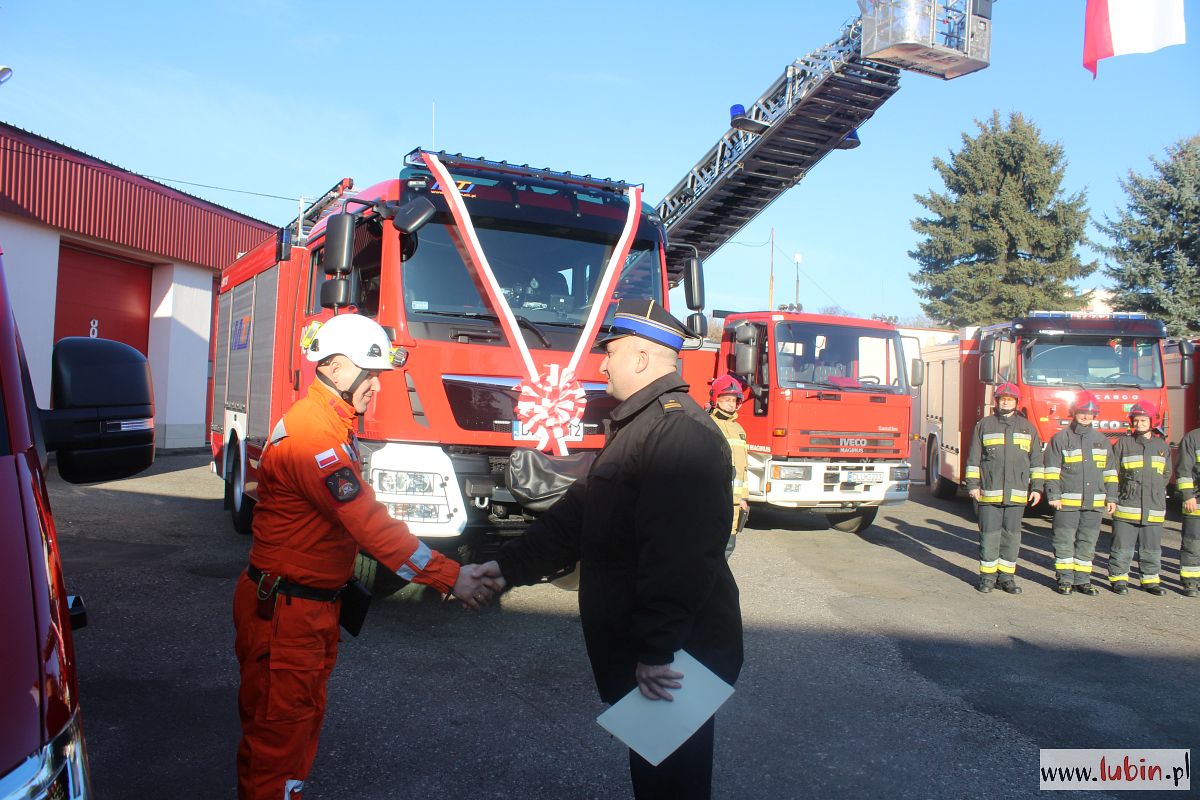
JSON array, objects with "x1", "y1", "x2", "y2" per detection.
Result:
[
  {"x1": 890, "y1": 466, "x2": 910, "y2": 482},
  {"x1": 387, "y1": 502, "x2": 448, "y2": 521},
  {"x1": 373, "y1": 468, "x2": 439, "y2": 494},
  {"x1": 772, "y1": 465, "x2": 812, "y2": 481}
]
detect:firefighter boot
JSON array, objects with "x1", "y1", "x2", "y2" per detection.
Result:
[
  {"x1": 1143, "y1": 583, "x2": 1166, "y2": 596},
  {"x1": 1111, "y1": 581, "x2": 1130, "y2": 596},
  {"x1": 1074, "y1": 583, "x2": 1099, "y2": 597},
  {"x1": 1183, "y1": 580, "x2": 1199, "y2": 598},
  {"x1": 976, "y1": 576, "x2": 995, "y2": 594},
  {"x1": 1055, "y1": 582, "x2": 1073, "y2": 595},
  {"x1": 996, "y1": 579, "x2": 1022, "y2": 595}
]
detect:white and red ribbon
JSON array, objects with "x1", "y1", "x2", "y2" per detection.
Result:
[{"x1": 421, "y1": 152, "x2": 643, "y2": 455}]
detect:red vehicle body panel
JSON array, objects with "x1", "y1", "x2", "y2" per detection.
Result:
[{"x1": 0, "y1": 258, "x2": 78, "y2": 778}]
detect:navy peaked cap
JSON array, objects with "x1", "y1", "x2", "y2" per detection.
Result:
[{"x1": 595, "y1": 298, "x2": 693, "y2": 352}]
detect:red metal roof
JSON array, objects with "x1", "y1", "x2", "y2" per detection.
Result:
[{"x1": 0, "y1": 123, "x2": 275, "y2": 271}]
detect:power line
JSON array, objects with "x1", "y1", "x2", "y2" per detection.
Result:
[{"x1": 0, "y1": 142, "x2": 301, "y2": 203}]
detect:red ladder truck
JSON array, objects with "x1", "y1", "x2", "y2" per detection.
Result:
[
  {"x1": 919, "y1": 311, "x2": 1182, "y2": 499},
  {"x1": 209, "y1": 150, "x2": 707, "y2": 579}
]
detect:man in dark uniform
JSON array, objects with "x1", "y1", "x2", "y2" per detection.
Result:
[
  {"x1": 474, "y1": 298, "x2": 743, "y2": 800},
  {"x1": 1108, "y1": 401, "x2": 1170, "y2": 596},
  {"x1": 1041, "y1": 391, "x2": 1117, "y2": 596},
  {"x1": 1173, "y1": 425, "x2": 1200, "y2": 597},
  {"x1": 964, "y1": 382, "x2": 1044, "y2": 594}
]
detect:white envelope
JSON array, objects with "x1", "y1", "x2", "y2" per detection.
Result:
[{"x1": 596, "y1": 650, "x2": 735, "y2": 766}]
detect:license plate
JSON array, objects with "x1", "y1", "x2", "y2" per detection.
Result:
[
  {"x1": 512, "y1": 420, "x2": 584, "y2": 442},
  {"x1": 847, "y1": 471, "x2": 883, "y2": 484},
  {"x1": 781, "y1": 483, "x2": 803, "y2": 493}
]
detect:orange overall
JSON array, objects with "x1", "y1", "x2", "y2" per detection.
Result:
[{"x1": 233, "y1": 381, "x2": 459, "y2": 799}]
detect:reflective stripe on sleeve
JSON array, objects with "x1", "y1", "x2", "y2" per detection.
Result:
[
  {"x1": 395, "y1": 540, "x2": 436, "y2": 582},
  {"x1": 1042, "y1": 467, "x2": 1062, "y2": 479},
  {"x1": 965, "y1": 466, "x2": 981, "y2": 479}
]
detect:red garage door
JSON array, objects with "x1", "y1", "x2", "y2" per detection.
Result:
[{"x1": 54, "y1": 245, "x2": 152, "y2": 354}]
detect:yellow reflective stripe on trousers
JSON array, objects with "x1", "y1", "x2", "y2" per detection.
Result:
[
  {"x1": 1109, "y1": 574, "x2": 1129, "y2": 583},
  {"x1": 1140, "y1": 574, "x2": 1161, "y2": 585},
  {"x1": 997, "y1": 560, "x2": 1017, "y2": 574},
  {"x1": 1054, "y1": 559, "x2": 1075, "y2": 571},
  {"x1": 979, "y1": 560, "x2": 999, "y2": 574},
  {"x1": 1181, "y1": 568, "x2": 1200, "y2": 578},
  {"x1": 1073, "y1": 559, "x2": 1093, "y2": 573}
]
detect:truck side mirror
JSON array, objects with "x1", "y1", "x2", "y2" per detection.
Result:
[
  {"x1": 978, "y1": 336, "x2": 995, "y2": 384},
  {"x1": 684, "y1": 256, "x2": 704, "y2": 311},
  {"x1": 909, "y1": 358, "x2": 924, "y2": 387},
  {"x1": 390, "y1": 196, "x2": 436, "y2": 234},
  {"x1": 40, "y1": 337, "x2": 155, "y2": 484},
  {"x1": 320, "y1": 278, "x2": 353, "y2": 309},
  {"x1": 1183, "y1": 357, "x2": 1194, "y2": 387},
  {"x1": 686, "y1": 312, "x2": 708, "y2": 339},
  {"x1": 324, "y1": 213, "x2": 356, "y2": 275}
]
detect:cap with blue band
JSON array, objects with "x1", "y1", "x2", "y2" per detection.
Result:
[{"x1": 595, "y1": 298, "x2": 693, "y2": 352}]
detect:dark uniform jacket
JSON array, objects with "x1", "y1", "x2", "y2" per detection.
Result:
[
  {"x1": 964, "y1": 412, "x2": 1044, "y2": 506},
  {"x1": 1042, "y1": 422, "x2": 1117, "y2": 510},
  {"x1": 1176, "y1": 428, "x2": 1200, "y2": 517},
  {"x1": 495, "y1": 373, "x2": 744, "y2": 704},
  {"x1": 1112, "y1": 432, "x2": 1169, "y2": 524}
]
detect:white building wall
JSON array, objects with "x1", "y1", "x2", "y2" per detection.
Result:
[
  {"x1": 149, "y1": 262, "x2": 214, "y2": 449},
  {"x1": 0, "y1": 215, "x2": 61, "y2": 405}
]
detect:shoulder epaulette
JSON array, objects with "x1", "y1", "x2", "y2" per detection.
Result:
[{"x1": 659, "y1": 395, "x2": 684, "y2": 413}]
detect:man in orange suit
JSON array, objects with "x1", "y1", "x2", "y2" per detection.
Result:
[{"x1": 232, "y1": 313, "x2": 491, "y2": 799}]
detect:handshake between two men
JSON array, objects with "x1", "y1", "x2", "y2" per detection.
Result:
[{"x1": 450, "y1": 560, "x2": 508, "y2": 611}]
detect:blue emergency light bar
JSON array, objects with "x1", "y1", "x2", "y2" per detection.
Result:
[{"x1": 1028, "y1": 310, "x2": 1149, "y2": 320}]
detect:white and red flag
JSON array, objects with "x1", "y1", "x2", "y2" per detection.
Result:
[{"x1": 1084, "y1": 0, "x2": 1186, "y2": 77}]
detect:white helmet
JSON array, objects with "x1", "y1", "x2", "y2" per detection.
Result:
[{"x1": 305, "y1": 314, "x2": 393, "y2": 370}]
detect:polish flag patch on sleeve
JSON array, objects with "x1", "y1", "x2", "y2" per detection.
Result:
[{"x1": 314, "y1": 448, "x2": 341, "y2": 470}]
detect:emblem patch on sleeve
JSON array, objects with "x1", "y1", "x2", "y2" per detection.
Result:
[{"x1": 325, "y1": 467, "x2": 361, "y2": 502}]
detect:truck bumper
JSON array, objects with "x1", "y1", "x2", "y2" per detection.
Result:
[{"x1": 757, "y1": 459, "x2": 910, "y2": 509}]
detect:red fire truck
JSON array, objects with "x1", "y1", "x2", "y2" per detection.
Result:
[
  {"x1": 209, "y1": 150, "x2": 706, "y2": 572},
  {"x1": 1165, "y1": 337, "x2": 1199, "y2": 473},
  {"x1": 920, "y1": 311, "x2": 1181, "y2": 498},
  {"x1": 681, "y1": 310, "x2": 921, "y2": 533}
]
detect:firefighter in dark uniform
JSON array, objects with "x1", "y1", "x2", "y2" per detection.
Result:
[
  {"x1": 1108, "y1": 401, "x2": 1170, "y2": 595},
  {"x1": 964, "y1": 382, "x2": 1044, "y2": 594},
  {"x1": 1041, "y1": 391, "x2": 1117, "y2": 596},
  {"x1": 1174, "y1": 425, "x2": 1200, "y2": 597},
  {"x1": 474, "y1": 298, "x2": 743, "y2": 800}
]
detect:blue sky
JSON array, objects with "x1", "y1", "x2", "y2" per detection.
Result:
[{"x1": 2, "y1": 1, "x2": 1196, "y2": 322}]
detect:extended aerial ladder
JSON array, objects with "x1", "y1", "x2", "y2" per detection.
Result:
[{"x1": 659, "y1": 0, "x2": 994, "y2": 284}]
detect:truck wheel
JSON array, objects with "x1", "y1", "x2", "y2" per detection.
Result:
[
  {"x1": 230, "y1": 454, "x2": 254, "y2": 535},
  {"x1": 928, "y1": 440, "x2": 958, "y2": 500},
  {"x1": 352, "y1": 552, "x2": 410, "y2": 597},
  {"x1": 828, "y1": 507, "x2": 878, "y2": 533}
]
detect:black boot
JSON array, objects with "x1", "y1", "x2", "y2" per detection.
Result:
[
  {"x1": 1055, "y1": 583, "x2": 1073, "y2": 595},
  {"x1": 1074, "y1": 583, "x2": 1099, "y2": 596},
  {"x1": 976, "y1": 577, "x2": 995, "y2": 594},
  {"x1": 1184, "y1": 585, "x2": 1199, "y2": 598},
  {"x1": 997, "y1": 580, "x2": 1022, "y2": 595},
  {"x1": 1112, "y1": 582, "x2": 1129, "y2": 595},
  {"x1": 1142, "y1": 583, "x2": 1166, "y2": 596}
]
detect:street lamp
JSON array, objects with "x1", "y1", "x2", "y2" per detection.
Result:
[{"x1": 0, "y1": 66, "x2": 13, "y2": 86}]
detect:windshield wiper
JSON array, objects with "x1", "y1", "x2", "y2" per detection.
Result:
[{"x1": 419, "y1": 311, "x2": 552, "y2": 348}]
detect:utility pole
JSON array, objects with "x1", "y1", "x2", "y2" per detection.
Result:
[{"x1": 768, "y1": 227, "x2": 775, "y2": 310}]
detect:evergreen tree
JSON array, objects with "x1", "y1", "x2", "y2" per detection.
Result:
[
  {"x1": 909, "y1": 111, "x2": 1094, "y2": 327},
  {"x1": 1100, "y1": 135, "x2": 1200, "y2": 337}
]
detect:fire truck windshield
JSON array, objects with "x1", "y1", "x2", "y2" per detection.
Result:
[
  {"x1": 399, "y1": 202, "x2": 663, "y2": 328},
  {"x1": 1021, "y1": 336, "x2": 1164, "y2": 388},
  {"x1": 774, "y1": 322, "x2": 908, "y2": 393}
]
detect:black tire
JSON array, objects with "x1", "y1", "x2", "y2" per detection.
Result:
[
  {"x1": 352, "y1": 552, "x2": 411, "y2": 597},
  {"x1": 230, "y1": 453, "x2": 254, "y2": 535},
  {"x1": 828, "y1": 507, "x2": 878, "y2": 533},
  {"x1": 928, "y1": 440, "x2": 958, "y2": 500}
]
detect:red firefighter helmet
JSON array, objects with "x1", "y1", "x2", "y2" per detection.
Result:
[
  {"x1": 711, "y1": 374, "x2": 747, "y2": 402},
  {"x1": 994, "y1": 382, "x2": 1020, "y2": 402},
  {"x1": 1128, "y1": 400, "x2": 1158, "y2": 425},
  {"x1": 1070, "y1": 391, "x2": 1100, "y2": 415}
]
